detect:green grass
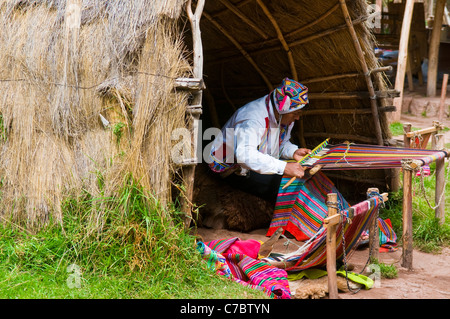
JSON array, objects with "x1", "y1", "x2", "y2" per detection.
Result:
[
  {"x1": 389, "y1": 122, "x2": 420, "y2": 136},
  {"x1": 380, "y1": 161, "x2": 450, "y2": 253},
  {"x1": 0, "y1": 177, "x2": 266, "y2": 299}
]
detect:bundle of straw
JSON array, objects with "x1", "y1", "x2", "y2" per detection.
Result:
[{"x1": 0, "y1": 0, "x2": 191, "y2": 229}]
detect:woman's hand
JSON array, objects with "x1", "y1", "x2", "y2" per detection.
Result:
[{"x1": 293, "y1": 148, "x2": 312, "y2": 162}]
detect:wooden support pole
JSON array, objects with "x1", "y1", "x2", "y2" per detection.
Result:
[
  {"x1": 367, "y1": 188, "x2": 380, "y2": 262},
  {"x1": 256, "y1": 0, "x2": 298, "y2": 81},
  {"x1": 217, "y1": 0, "x2": 269, "y2": 40},
  {"x1": 182, "y1": 0, "x2": 205, "y2": 230},
  {"x1": 401, "y1": 159, "x2": 416, "y2": 270},
  {"x1": 434, "y1": 134, "x2": 446, "y2": 224},
  {"x1": 392, "y1": 0, "x2": 414, "y2": 122},
  {"x1": 339, "y1": 0, "x2": 383, "y2": 146},
  {"x1": 403, "y1": 123, "x2": 412, "y2": 148},
  {"x1": 202, "y1": 11, "x2": 273, "y2": 91},
  {"x1": 427, "y1": 0, "x2": 447, "y2": 97},
  {"x1": 326, "y1": 193, "x2": 339, "y2": 299},
  {"x1": 438, "y1": 73, "x2": 449, "y2": 121}
]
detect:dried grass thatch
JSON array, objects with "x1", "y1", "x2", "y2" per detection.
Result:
[{"x1": 0, "y1": 0, "x2": 191, "y2": 228}]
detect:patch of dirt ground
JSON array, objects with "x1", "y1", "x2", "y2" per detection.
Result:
[{"x1": 196, "y1": 105, "x2": 450, "y2": 299}]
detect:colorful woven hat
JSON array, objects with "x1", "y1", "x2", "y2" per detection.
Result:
[{"x1": 272, "y1": 78, "x2": 309, "y2": 114}]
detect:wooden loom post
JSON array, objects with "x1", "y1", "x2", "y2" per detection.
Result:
[
  {"x1": 403, "y1": 123, "x2": 412, "y2": 148},
  {"x1": 326, "y1": 193, "x2": 339, "y2": 299},
  {"x1": 367, "y1": 188, "x2": 380, "y2": 262},
  {"x1": 434, "y1": 134, "x2": 446, "y2": 224},
  {"x1": 339, "y1": 0, "x2": 383, "y2": 146},
  {"x1": 182, "y1": 0, "x2": 205, "y2": 230},
  {"x1": 401, "y1": 159, "x2": 417, "y2": 270},
  {"x1": 438, "y1": 74, "x2": 449, "y2": 122},
  {"x1": 427, "y1": 0, "x2": 447, "y2": 97},
  {"x1": 392, "y1": 0, "x2": 414, "y2": 122}
]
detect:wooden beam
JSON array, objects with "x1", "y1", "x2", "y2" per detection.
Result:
[
  {"x1": 174, "y1": 78, "x2": 205, "y2": 91},
  {"x1": 392, "y1": 0, "x2": 415, "y2": 122},
  {"x1": 427, "y1": 0, "x2": 447, "y2": 97},
  {"x1": 339, "y1": 0, "x2": 383, "y2": 146},
  {"x1": 202, "y1": 11, "x2": 273, "y2": 91},
  {"x1": 326, "y1": 193, "x2": 339, "y2": 299},
  {"x1": 217, "y1": 0, "x2": 269, "y2": 40},
  {"x1": 405, "y1": 124, "x2": 444, "y2": 138},
  {"x1": 285, "y1": 3, "x2": 340, "y2": 39},
  {"x1": 301, "y1": 106, "x2": 396, "y2": 116},
  {"x1": 205, "y1": 16, "x2": 367, "y2": 67},
  {"x1": 255, "y1": 0, "x2": 297, "y2": 81},
  {"x1": 303, "y1": 132, "x2": 378, "y2": 144}
]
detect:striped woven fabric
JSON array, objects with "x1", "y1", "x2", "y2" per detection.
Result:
[
  {"x1": 264, "y1": 194, "x2": 382, "y2": 271},
  {"x1": 267, "y1": 172, "x2": 348, "y2": 241},
  {"x1": 304, "y1": 143, "x2": 448, "y2": 170},
  {"x1": 378, "y1": 218, "x2": 398, "y2": 251},
  {"x1": 197, "y1": 237, "x2": 291, "y2": 299}
]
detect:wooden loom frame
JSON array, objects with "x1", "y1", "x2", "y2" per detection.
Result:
[
  {"x1": 324, "y1": 189, "x2": 388, "y2": 299},
  {"x1": 400, "y1": 122, "x2": 449, "y2": 270}
]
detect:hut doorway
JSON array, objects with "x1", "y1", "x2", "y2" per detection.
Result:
[{"x1": 183, "y1": 0, "x2": 396, "y2": 231}]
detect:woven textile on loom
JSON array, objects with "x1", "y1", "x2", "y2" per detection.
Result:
[
  {"x1": 302, "y1": 143, "x2": 448, "y2": 170},
  {"x1": 197, "y1": 238, "x2": 291, "y2": 299},
  {"x1": 264, "y1": 181, "x2": 383, "y2": 272}
]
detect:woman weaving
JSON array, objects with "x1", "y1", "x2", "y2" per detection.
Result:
[{"x1": 207, "y1": 78, "x2": 311, "y2": 203}]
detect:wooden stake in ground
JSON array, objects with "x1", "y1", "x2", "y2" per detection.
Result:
[
  {"x1": 427, "y1": 0, "x2": 447, "y2": 97},
  {"x1": 434, "y1": 134, "x2": 446, "y2": 224},
  {"x1": 438, "y1": 73, "x2": 449, "y2": 121},
  {"x1": 401, "y1": 159, "x2": 417, "y2": 270},
  {"x1": 392, "y1": 0, "x2": 414, "y2": 122},
  {"x1": 367, "y1": 188, "x2": 380, "y2": 262},
  {"x1": 326, "y1": 193, "x2": 339, "y2": 299}
]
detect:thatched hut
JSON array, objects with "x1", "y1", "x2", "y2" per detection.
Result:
[{"x1": 0, "y1": 0, "x2": 395, "y2": 231}]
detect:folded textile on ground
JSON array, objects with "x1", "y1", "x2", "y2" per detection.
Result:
[{"x1": 197, "y1": 237, "x2": 291, "y2": 299}]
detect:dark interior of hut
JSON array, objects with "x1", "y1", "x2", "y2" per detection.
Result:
[{"x1": 181, "y1": 0, "x2": 397, "y2": 231}]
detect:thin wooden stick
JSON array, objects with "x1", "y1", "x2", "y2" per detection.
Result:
[
  {"x1": 205, "y1": 16, "x2": 367, "y2": 66},
  {"x1": 203, "y1": 11, "x2": 273, "y2": 91},
  {"x1": 282, "y1": 138, "x2": 329, "y2": 189},
  {"x1": 285, "y1": 3, "x2": 340, "y2": 39},
  {"x1": 302, "y1": 106, "x2": 395, "y2": 116},
  {"x1": 401, "y1": 159, "x2": 415, "y2": 270},
  {"x1": 339, "y1": 0, "x2": 383, "y2": 146},
  {"x1": 255, "y1": 0, "x2": 297, "y2": 81},
  {"x1": 218, "y1": 0, "x2": 269, "y2": 40}
]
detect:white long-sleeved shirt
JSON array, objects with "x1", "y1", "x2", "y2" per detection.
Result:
[{"x1": 208, "y1": 95, "x2": 298, "y2": 175}]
